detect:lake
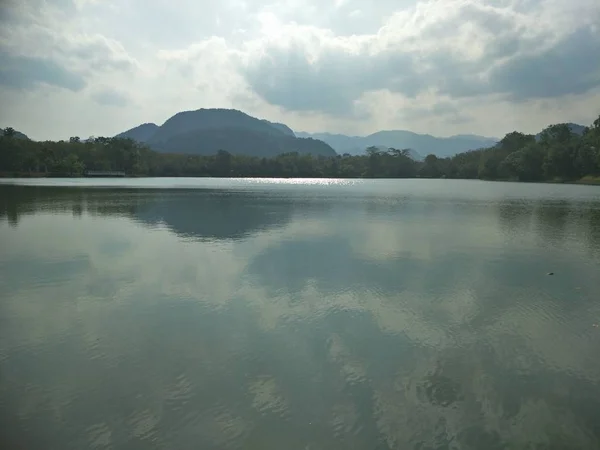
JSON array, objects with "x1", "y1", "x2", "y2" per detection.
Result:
[{"x1": 1, "y1": 178, "x2": 600, "y2": 450}]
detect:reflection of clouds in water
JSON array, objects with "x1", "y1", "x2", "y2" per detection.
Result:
[
  {"x1": 248, "y1": 376, "x2": 289, "y2": 417},
  {"x1": 485, "y1": 288, "x2": 600, "y2": 382},
  {"x1": 2, "y1": 193, "x2": 600, "y2": 448},
  {"x1": 197, "y1": 407, "x2": 250, "y2": 449},
  {"x1": 330, "y1": 400, "x2": 359, "y2": 440},
  {"x1": 86, "y1": 422, "x2": 112, "y2": 449},
  {"x1": 127, "y1": 409, "x2": 160, "y2": 442},
  {"x1": 328, "y1": 334, "x2": 368, "y2": 385},
  {"x1": 3, "y1": 206, "x2": 599, "y2": 370},
  {"x1": 345, "y1": 203, "x2": 504, "y2": 262},
  {"x1": 371, "y1": 350, "x2": 599, "y2": 449}
]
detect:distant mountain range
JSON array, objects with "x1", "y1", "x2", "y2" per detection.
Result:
[
  {"x1": 116, "y1": 109, "x2": 335, "y2": 158},
  {"x1": 295, "y1": 131, "x2": 500, "y2": 159},
  {"x1": 4, "y1": 113, "x2": 591, "y2": 160}
]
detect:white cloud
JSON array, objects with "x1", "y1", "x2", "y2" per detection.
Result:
[
  {"x1": 0, "y1": 0, "x2": 599, "y2": 140},
  {"x1": 91, "y1": 87, "x2": 130, "y2": 106}
]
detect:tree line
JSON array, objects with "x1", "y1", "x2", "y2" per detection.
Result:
[{"x1": 1, "y1": 114, "x2": 599, "y2": 182}]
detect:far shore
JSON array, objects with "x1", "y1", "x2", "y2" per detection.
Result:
[{"x1": 2, "y1": 172, "x2": 600, "y2": 186}]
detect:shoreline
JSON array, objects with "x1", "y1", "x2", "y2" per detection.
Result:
[{"x1": 2, "y1": 173, "x2": 600, "y2": 186}]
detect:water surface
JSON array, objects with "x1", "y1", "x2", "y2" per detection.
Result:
[{"x1": 1, "y1": 178, "x2": 600, "y2": 449}]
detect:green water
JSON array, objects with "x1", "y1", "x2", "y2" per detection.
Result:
[{"x1": 1, "y1": 178, "x2": 600, "y2": 450}]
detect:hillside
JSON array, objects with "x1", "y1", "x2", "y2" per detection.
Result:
[
  {"x1": 2, "y1": 113, "x2": 598, "y2": 181},
  {"x1": 261, "y1": 120, "x2": 295, "y2": 136},
  {"x1": 1, "y1": 127, "x2": 29, "y2": 140},
  {"x1": 535, "y1": 123, "x2": 587, "y2": 141},
  {"x1": 116, "y1": 108, "x2": 334, "y2": 157},
  {"x1": 115, "y1": 123, "x2": 159, "y2": 143},
  {"x1": 296, "y1": 130, "x2": 499, "y2": 158},
  {"x1": 151, "y1": 127, "x2": 335, "y2": 158}
]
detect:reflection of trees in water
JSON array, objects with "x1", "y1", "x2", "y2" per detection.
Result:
[
  {"x1": 0, "y1": 185, "x2": 150, "y2": 225},
  {"x1": 0, "y1": 186, "x2": 296, "y2": 241},
  {"x1": 496, "y1": 198, "x2": 600, "y2": 256},
  {"x1": 497, "y1": 200, "x2": 534, "y2": 236},
  {"x1": 240, "y1": 199, "x2": 600, "y2": 448},
  {"x1": 534, "y1": 200, "x2": 571, "y2": 244},
  {"x1": 4, "y1": 184, "x2": 600, "y2": 449}
]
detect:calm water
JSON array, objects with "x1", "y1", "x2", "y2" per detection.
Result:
[{"x1": 1, "y1": 178, "x2": 600, "y2": 450}]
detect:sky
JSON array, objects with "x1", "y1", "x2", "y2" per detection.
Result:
[{"x1": 0, "y1": 0, "x2": 599, "y2": 141}]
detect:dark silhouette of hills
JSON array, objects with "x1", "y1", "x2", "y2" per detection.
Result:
[
  {"x1": 261, "y1": 120, "x2": 295, "y2": 136},
  {"x1": 1, "y1": 127, "x2": 29, "y2": 140},
  {"x1": 0, "y1": 185, "x2": 295, "y2": 241},
  {"x1": 115, "y1": 123, "x2": 158, "y2": 143},
  {"x1": 133, "y1": 191, "x2": 295, "y2": 241},
  {"x1": 150, "y1": 127, "x2": 334, "y2": 158},
  {"x1": 116, "y1": 108, "x2": 334, "y2": 157},
  {"x1": 6, "y1": 112, "x2": 590, "y2": 160}
]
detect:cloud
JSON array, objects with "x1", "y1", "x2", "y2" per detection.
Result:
[
  {"x1": 90, "y1": 87, "x2": 130, "y2": 106},
  {"x1": 0, "y1": 0, "x2": 138, "y2": 89},
  {"x1": 0, "y1": 51, "x2": 86, "y2": 91},
  {"x1": 238, "y1": 1, "x2": 600, "y2": 117},
  {"x1": 488, "y1": 27, "x2": 600, "y2": 101},
  {"x1": 0, "y1": 0, "x2": 599, "y2": 140}
]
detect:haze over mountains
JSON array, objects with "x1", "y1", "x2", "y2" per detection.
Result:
[{"x1": 295, "y1": 131, "x2": 500, "y2": 159}]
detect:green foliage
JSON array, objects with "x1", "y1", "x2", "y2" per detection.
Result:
[
  {"x1": 0, "y1": 135, "x2": 418, "y2": 178},
  {"x1": 1, "y1": 113, "x2": 599, "y2": 181},
  {"x1": 434, "y1": 116, "x2": 600, "y2": 182}
]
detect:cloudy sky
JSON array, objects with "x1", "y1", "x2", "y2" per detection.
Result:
[{"x1": 0, "y1": 0, "x2": 599, "y2": 141}]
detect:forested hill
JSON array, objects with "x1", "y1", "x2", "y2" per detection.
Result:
[
  {"x1": 115, "y1": 123, "x2": 158, "y2": 143},
  {"x1": 0, "y1": 127, "x2": 29, "y2": 140},
  {"x1": 534, "y1": 123, "x2": 587, "y2": 141},
  {"x1": 1, "y1": 114, "x2": 599, "y2": 183},
  {"x1": 116, "y1": 108, "x2": 334, "y2": 157}
]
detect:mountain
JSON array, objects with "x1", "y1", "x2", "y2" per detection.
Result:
[
  {"x1": 535, "y1": 123, "x2": 587, "y2": 141},
  {"x1": 261, "y1": 120, "x2": 295, "y2": 136},
  {"x1": 450, "y1": 134, "x2": 497, "y2": 142},
  {"x1": 1, "y1": 127, "x2": 30, "y2": 140},
  {"x1": 116, "y1": 108, "x2": 334, "y2": 157},
  {"x1": 296, "y1": 130, "x2": 499, "y2": 158},
  {"x1": 116, "y1": 123, "x2": 159, "y2": 143},
  {"x1": 150, "y1": 127, "x2": 336, "y2": 158}
]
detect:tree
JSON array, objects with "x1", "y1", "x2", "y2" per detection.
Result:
[
  {"x1": 501, "y1": 144, "x2": 545, "y2": 181},
  {"x1": 498, "y1": 132, "x2": 535, "y2": 152},
  {"x1": 2, "y1": 113, "x2": 600, "y2": 181},
  {"x1": 214, "y1": 149, "x2": 232, "y2": 176},
  {"x1": 420, "y1": 154, "x2": 441, "y2": 178}
]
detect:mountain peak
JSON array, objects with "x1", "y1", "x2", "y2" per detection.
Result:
[{"x1": 114, "y1": 108, "x2": 335, "y2": 158}]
